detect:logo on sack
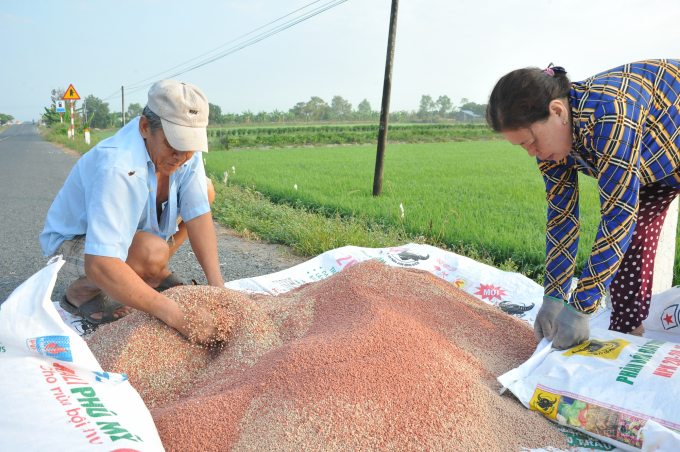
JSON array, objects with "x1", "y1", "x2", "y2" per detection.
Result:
[
  {"x1": 26, "y1": 336, "x2": 73, "y2": 362},
  {"x1": 499, "y1": 301, "x2": 535, "y2": 318},
  {"x1": 452, "y1": 278, "x2": 469, "y2": 289},
  {"x1": 385, "y1": 249, "x2": 430, "y2": 267},
  {"x1": 530, "y1": 389, "x2": 560, "y2": 420},
  {"x1": 563, "y1": 338, "x2": 630, "y2": 360},
  {"x1": 474, "y1": 284, "x2": 507, "y2": 302},
  {"x1": 661, "y1": 304, "x2": 679, "y2": 330}
]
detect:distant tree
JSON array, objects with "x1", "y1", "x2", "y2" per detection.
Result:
[
  {"x1": 357, "y1": 99, "x2": 372, "y2": 116},
  {"x1": 436, "y1": 95, "x2": 452, "y2": 116},
  {"x1": 459, "y1": 100, "x2": 487, "y2": 117},
  {"x1": 271, "y1": 109, "x2": 284, "y2": 122},
  {"x1": 50, "y1": 88, "x2": 66, "y2": 108},
  {"x1": 418, "y1": 95, "x2": 435, "y2": 120},
  {"x1": 209, "y1": 103, "x2": 223, "y2": 124},
  {"x1": 223, "y1": 112, "x2": 235, "y2": 124},
  {"x1": 256, "y1": 110, "x2": 269, "y2": 123},
  {"x1": 305, "y1": 96, "x2": 330, "y2": 121},
  {"x1": 108, "y1": 112, "x2": 121, "y2": 128},
  {"x1": 289, "y1": 102, "x2": 306, "y2": 120},
  {"x1": 241, "y1": 110, "x2": 253, "y2": 123},
  {"x1": 41, "y1": 108, "x2": 60, "y2": 125},
  {"x1": 127, "y1": 103, "x2": 143, "y2": 120},
  {"x1": 0, "y1": 113, "x2": 14, "y2": 124},
  {"x1": 331, "y1": 95, "x2": 352, "y2": 118},
  {"x1": 84, "y1": 95, "x2": 110, "y2": 129}
]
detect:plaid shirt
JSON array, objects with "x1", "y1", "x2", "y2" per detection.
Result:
[{"x1": 540, "y1": 59, "x2": 680, "y2": 313}]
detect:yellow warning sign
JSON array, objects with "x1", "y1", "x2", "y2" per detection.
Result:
[{"x1": 62, "y1": 84, "x2": 81, "y2": 100}]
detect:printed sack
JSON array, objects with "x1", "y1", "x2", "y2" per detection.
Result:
[
  {"x1": 0, "y1": 258, "x2": 164, "y2": 452},
  {"x1": 499, "y1": 329, "x2": 680, "y2": 451},
  {"x1": 642, "y1": 287, "x2": 680, "y2": 342}
]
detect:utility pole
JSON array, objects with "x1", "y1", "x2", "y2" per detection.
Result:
[
  {"x1": 372, "y1": 0, "x2": 399, "y2": 197},
  {"x1": 121, "y1": 86, "x2": 126, "y2": 127}
]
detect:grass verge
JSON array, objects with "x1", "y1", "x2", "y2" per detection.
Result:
[
  {"x1": 41, "y1": 124, "x2": 117, "y2": 153},
  {"x1": 209, "y1": 180, "x2": 524, "y2": 275}
]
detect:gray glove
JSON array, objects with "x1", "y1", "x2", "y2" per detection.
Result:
[
  {"x1": 551, "y1": 304, "x2": 591, "y2": 350},
  {"x1": 534, "y1": 296, "x2": 564, "y2": 342}
]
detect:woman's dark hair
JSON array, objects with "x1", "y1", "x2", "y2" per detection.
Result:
[{"x1": 486, "y1": 65, "x2": 570, "y2": 132}]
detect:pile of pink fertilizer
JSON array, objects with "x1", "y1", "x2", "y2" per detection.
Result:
[{"x1": 89, "y1": 260, "x2": 567, "y2": 451}]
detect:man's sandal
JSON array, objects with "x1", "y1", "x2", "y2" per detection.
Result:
[
  {"x1": 59, "y1": 292, "x2": 125, "y2": 325},
  {"x1": 154, "y1": 272, "x2": 198, "y2": 292}
]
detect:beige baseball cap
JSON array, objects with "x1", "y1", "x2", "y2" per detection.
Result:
[{"x1": 147, "y1": 79, "x2": 209, "y2": 153}]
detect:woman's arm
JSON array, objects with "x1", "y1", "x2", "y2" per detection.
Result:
[
  {"x1": 571, "y1": 101, "x2": 644, "y2": 313},
  {"x1": 540, "y1": 160, "x2": 581, "y2": 302}
]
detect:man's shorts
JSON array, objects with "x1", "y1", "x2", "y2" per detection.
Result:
[{"x1": 52, "y1": 234, "x2": 88, "y2": 278}]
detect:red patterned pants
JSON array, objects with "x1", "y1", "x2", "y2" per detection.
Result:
[{"x1": 609, "y1": 182, "x2": 680, "y2": 333}]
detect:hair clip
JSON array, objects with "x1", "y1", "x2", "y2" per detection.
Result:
[{"x1": 543, "y1": 68, "x2": 555, "y2": 77}]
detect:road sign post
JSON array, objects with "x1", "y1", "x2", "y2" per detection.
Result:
[
  {"x1": 62, "y1": 84, "x2": 81, "y2": 140},
  {"x1": 56, "y1": 100, "x2": 65, "y2": 123}
]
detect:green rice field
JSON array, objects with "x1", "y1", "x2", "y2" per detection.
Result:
[{"x1": 205, "y1": 141, "x2": 608, "y2": 279}]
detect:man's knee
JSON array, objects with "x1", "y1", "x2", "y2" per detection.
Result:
[
  {"x1": 127, "y1": 232, "x2": 169, "y2": 279},
  {"x1": 207, "y1": 178, "x2": 215, "y2": 205}
]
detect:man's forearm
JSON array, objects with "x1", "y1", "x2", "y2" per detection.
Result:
[
  {"x1": 185, "y1": 212, "x2": 224, "y2": 287},
  {"x1": 84, "y1": 254, "x2": 183, "y2": 327}
]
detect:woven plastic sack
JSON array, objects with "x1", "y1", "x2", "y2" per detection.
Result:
[
  {"x1": 0, "y1": 257, "x2": 164, "y2": 452},
  {"x1": 642, "y1": 287, "x2": 680, "y2": 342},
  {"x1": 499, "y1": 330, "x2": 680, "y2": 451}
]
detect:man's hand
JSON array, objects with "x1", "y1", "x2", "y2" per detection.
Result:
[
  {"x1": 534, "y1": 296, "x2": 564, "y2": 342},
  {"x1": 551, "y1": 304, "x2": 591, "y2": 350},
  {"x1": 85, "y1": 254, "x2": 219, "y2": 344},
  {"x1": 166, "y1": 302, "x2": 219, "y2": 345}
]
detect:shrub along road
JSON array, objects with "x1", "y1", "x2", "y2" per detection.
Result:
[{"x1": 0, "y1": 124, "x2": 304, "y2": 305}]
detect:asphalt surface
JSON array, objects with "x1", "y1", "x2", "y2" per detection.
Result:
[{"x1": 0, "y1": 124, "x2": 305, "y2": 304}]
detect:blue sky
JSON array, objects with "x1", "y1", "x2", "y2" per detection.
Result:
[{"x1": 1, "y1": 0, "x2": 679, "y2": 121}]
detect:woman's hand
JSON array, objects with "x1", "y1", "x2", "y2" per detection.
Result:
[
  {"x1": 534, "y1": 296, "x2": 564, "y2": 342},
  {"x1": 551, "y1": 305, "x2": 590, "y2": 350}
]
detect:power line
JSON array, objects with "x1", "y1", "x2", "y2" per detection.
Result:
[
  {"x1": 124, "y1": 0, "x2": 327, "y2": 91},
  {"x1": 112, "y1": 0, "x2": 346, "y2": 98},
  {"x1": 104, "y1": 0, "x2": 347, "y2": 100}
]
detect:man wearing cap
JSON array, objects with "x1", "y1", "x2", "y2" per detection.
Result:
[{"x1": 40, "y1": 80, "x2": 220, "y2": 343}]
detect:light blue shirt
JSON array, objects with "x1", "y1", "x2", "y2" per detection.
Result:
[{"x1": 40, "y1": 117, "x2": 210, "y2": 261}]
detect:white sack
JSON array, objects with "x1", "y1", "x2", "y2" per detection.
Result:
[
  {"x1": 0, "y1": 258, "x2": 164, "y2": 452},
  {"x1": 642, "y1": 287, "x2": 680, "y2": 342},
  {"x1": 640, "y1": 420, "x2": 680, "y2": 452},
  {"x1": 500, "y1": 329, "x2": 680, "y2": 451}
]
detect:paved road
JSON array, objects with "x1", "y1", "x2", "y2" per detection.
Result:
[
  {"x1": 0, "y1": 124, "x2": 78, "y2": 302},
  {"x1": 0, "y1": 124, "x2": 304, "y2": 304}
]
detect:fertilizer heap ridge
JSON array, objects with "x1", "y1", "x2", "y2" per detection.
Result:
[{"x1": 88, "y1": 260, "x2": 566, "y2": 451}]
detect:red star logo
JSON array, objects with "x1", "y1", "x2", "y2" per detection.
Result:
[
  {"x1": 664, "y1": 313, "x2": 674, "y2": 325},
  {"x1": 474, "y1": 284, "x2": 507, "y2": 301}
]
